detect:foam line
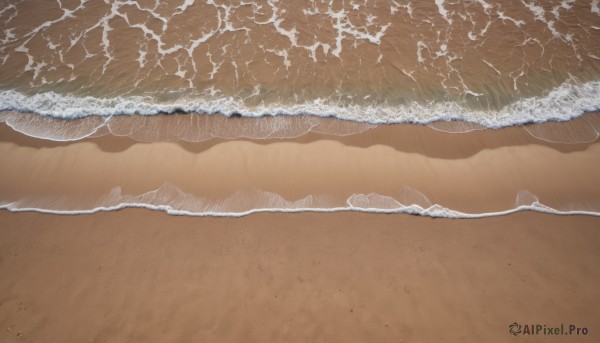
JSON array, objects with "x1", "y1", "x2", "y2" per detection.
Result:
[
  {"x1": 1, "y1": 185, "x2": 598, "y2": 218},
  {"x1": 2, "y1": 201, "x2": 598, "y2": 219},
  {"x1": 1, "y1": 79, "x2": 599, "y2": 128}
]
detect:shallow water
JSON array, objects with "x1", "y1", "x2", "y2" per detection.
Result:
[{"x1": 1, "y1": 0, "x2": 600, "y2": 125}]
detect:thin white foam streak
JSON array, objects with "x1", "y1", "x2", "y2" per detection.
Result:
[
  {"x1": 0, "y1": 111, "x2": 374, "y2": 142},
  {"x1": 0, "y1": 112, "x2": 107, "y2": 141},
  {"x1": 0, "y1": 78, "x2": 599, "y2": 129},
  {"x1": 523, "y1": 115, "x2": 600, "y2": 144},
  {"x1": 0, "y1": 184, "x2": 598, "y2": 218},
  {"x1": 3, "y1": 110, "x2": 598, "y2": 144}
]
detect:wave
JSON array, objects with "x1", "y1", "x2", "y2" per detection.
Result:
[
  {"x1": 2, "y1": 109, "x2": 598, "y2": 145},
  {"x1": 1, "y1": 183, "x2": 598, "y2": 218},
  {"x1": 1, "y1": 78, "x2": 600, "y2": 129},
  {"x1": 523, "y1": 115, "x2": 600, "y2": 144},
  {"x1": 0, "y1": 110, "x2": 375, "y2": 142}
]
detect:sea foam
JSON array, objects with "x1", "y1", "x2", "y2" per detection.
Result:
[
  {"x1": 1, "y1": 182, "x2": 598, "y2": 218},
  {"x1": 1, "y1": 78, "x2": 599, "y2": 129}
]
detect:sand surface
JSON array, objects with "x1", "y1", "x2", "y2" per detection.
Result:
[
  {"x1": 1, "y1": 115, "x2": 599, "y2": 214},
  {"x1": 0, "y1": 115, "x2": 598, "y2": 341},
  {"x1": 2, "y1": 2, "x2": 599, "y2": 342},
  {"x1": 0, "y1": 210, "x2": 598, "y2": 342}
]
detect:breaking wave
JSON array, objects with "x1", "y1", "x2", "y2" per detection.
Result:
[{"x1": 1, "y1": 78, "x2": 600, "y2": 129}]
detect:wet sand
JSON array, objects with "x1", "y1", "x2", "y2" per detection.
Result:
[
  {"x1": 0, "y1": 210, "x2": 599, "y2": 342},
  {"x1": 1, "y1": 114, "x2": 599, "y2": 214}
]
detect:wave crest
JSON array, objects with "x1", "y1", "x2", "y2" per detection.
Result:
[{"x1": 1, "y1": 79, "x2": 599, "y2": 128}]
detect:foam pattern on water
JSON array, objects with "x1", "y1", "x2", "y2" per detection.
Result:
[
  {"x1": 1, "y1": 182, "x2": 598, "y2": 218},
  {"x1": 0, "y1": 110, "x2": 375, "y2": 142},
  {"x1": 1, "y1": 79, "x2": 599, "y2": 128}
]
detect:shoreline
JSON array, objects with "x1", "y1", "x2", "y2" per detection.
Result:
[
  {"x1": 1, "y1": 78, "x2": 600, "y2": 124},
  {"x1": 1, "y1": 109, "x2": 599, "y2": 143},
  {"x1": 1, "y1": 115, "x2": 598, "y2": 216},
  {"x1": 3, "y1": 206, "x2": 600, "y2": 220}
]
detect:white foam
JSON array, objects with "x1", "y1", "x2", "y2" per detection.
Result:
[
  {"x1": 427, "y1": 120, "x2": 486, "y2": 133},
  {"x1": 174, "y1": 0, "x2": 196, "y2": 15},
  {"x1": 497, "y1": 11, "x2": 525, "y2": 27},
  {"x1": 0, "y1": 110, "x2": 374, "y2": 142},
  {"x1": 515, "y1": 190, "x2": 539, "y2": 207},
  {"x1": 521, "y1": 0, "x2": 546, "y2": 22},
  {"x1": 0, "y1": 111, "x2": 107, "y2": 141},
  {"x1": 476, "y1": 0, "x2": 492, "y2": 12},
  {"x1": 434, "y1": 0, "x2": 453, "y2": 24},
  {"x1": 1, "y1": 78, "x2": 599, "y2": 129},
  {"x1": 1, "y1": 183, "x2": 598, "y2": 218},
  {"x1": 593, "y1": 0, "x2": 600, "y2": 15},
  {"x1": 523, "y1": 116, "x2": 599, "y2": 143}
]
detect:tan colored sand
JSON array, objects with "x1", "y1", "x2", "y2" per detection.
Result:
[
  {"x1": 0, "y1": 119, "x2": 598, "y2": 213},
  {"x1": 0, "y1": 210, "x2": 598, "y2": 342}
]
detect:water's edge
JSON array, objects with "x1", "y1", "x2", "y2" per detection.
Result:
[
  {"x1": 1, "y1": 79, "x2": 599, "y2": 129},
  {"x1": 2, "y1": 185, "x2": 598, "y2": 219},
  {"x1": 1, "y1": 108, "x2": 599, "y2": 144}
]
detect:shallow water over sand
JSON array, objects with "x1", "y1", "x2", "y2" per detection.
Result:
[{"x1": 1, "y1": 1, "x2": 600, "y2": 124}]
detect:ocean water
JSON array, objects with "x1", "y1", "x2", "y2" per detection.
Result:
[
  {"x1": 0, "y1": 0, "x2": 599, "y2": 126},
  {"x1": 1, "y1": 0, "x2": 599, "y2": 217}
]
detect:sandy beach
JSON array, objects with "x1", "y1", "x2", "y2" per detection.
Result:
[
  {"x1": 1, "y1": 1, "x2": 599, "y2": 341},
  {"x1": 1, "y1": 113, "x2": 599, "y2": 215},
  {"x1": 0, "y1": 114, "x2": 599, "y2": 341},
  {"x1": 1, "y1": 210, "x2": 599, "y2": 342}
]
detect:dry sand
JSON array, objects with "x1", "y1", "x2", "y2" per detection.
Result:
[{"x1": 0, "y1": 210, "x2": 599, "y2": 342}]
